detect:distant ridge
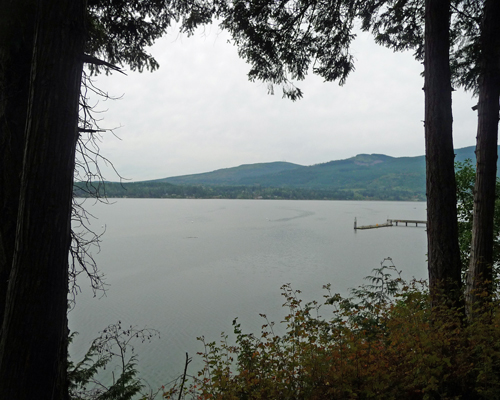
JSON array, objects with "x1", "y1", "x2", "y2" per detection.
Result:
[
  {"x1": 75, "y1": 145, "x2": 497, "y2": 201},
  {"x1": 156, "y1": 161, "x2": 301, "y2": 186},
  {"x1": 157, "y1": 145, "x2": 494, "y2": 193}
]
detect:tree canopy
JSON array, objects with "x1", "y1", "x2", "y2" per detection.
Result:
[{"x1": 177, "y1": 0, "x2": 487, "y2": 98}]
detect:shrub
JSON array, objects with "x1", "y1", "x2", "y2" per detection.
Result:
[{"x1": 164, "y1": 260, "x2": 500, "y2": 400}]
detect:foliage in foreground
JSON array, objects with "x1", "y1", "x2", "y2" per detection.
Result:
[
  {"x1": 163, "y1": 261, "x2": 500, "y2": 400},
  {"x1": 455, "y1": 159, "x2": 500, "y2": 278},
  {"x1": 69, "y1": 322, "x2": 160, "y2": 400}
]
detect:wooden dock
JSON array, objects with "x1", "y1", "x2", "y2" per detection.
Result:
[
  {"x1": 354, "y1": 218, "x2": 426, "y2": 230},
  {"x1": 388, "y1": 219, "x2": 427, "y2": 227}
]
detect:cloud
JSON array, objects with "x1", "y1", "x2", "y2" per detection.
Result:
[{"x1": 86, "y1": 27, "x2": 478, "y2": 181}]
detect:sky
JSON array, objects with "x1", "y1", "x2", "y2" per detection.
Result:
[{"x1": 85, "y1": 25, "x2": 479, "y2": 182}]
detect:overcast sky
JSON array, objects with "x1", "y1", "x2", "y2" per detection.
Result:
[{"x1": 86, "y1": 25, "x2": 479, "y2": 182}]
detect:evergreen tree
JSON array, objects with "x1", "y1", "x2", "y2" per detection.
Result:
[
  {"x1": 0, "y1": 1, "x2": 180, "y2": 398},
  {"x1": 0, "y1": 3, "x2": 86, "y2": 398},
  {"x1": 466, "y1": 0, "x2": 500, "y2": 312},
  {"x1": 359, "y1": 0, "x2": 500, "y2": 307},
  {"x1": 423, "y1": 0, "x2": 462, "y2": 307}
]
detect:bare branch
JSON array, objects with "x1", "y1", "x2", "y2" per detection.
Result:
[{"x1": 69, "y1": 70, "x2": 128, "y2": 306}]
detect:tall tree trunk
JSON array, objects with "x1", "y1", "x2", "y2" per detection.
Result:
[
  {"x1": 467, "y1": 0, "x2": 500, "y2": 312},
  {"x1": 0, "y1": 0, "x2": 86, "y2": 398},
  {"x1": 424, "y1": 0, "x2": 462, "y2": 307},
  {"x1": 0, "y1": 0, "x2": 36, "y2": 326}
]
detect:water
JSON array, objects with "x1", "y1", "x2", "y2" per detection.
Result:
[{"x1": 68, "y1": 199, "x2": 427, "y2": 391}]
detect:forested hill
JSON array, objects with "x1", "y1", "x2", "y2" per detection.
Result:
[
  {"x1": 156, "y1": 161, "x2": 302, "y2": 185},
  {"x1": 160, "y1": 154, "x2": 424, "y2": 192},
  {"x1": 160, "y1": 145, "x2": 491, "y2": 189},
  {"x1": 74, "y1": 146, "x2": 499, "y2": 201}
]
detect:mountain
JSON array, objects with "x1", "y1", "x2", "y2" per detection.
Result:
[
  {"x1": 155, "y1": 161, "x2": 302, "y2": 186},
  {"x1": 238, "y1": 154, "x2": 426, "y2": 192},
  {"x1": 77, "y1": 145, "x2": 497, "y2": 201},
  {"x1": 158, "y1": 146, "x2": 494, "y2": 195}
]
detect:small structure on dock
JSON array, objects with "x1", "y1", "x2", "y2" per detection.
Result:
[{"x1": 354, "y1": 218, "x2": 426, "y2": 230}]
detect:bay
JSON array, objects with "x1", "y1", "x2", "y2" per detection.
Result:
[{"x1": 69, "y1": 199, "x2": 427, "y2": 392}]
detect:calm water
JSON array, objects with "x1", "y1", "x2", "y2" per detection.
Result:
[{"x1": 69, "y1": 199, "x2": 427, "y2": 391}]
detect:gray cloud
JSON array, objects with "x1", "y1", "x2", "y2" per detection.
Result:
[{"x1": 87, "y1": 27, "x2": 478, "y2": 182}]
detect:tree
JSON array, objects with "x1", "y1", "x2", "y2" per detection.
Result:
[
  {"x1": 0, "y1": 1, "x2": 86, "y2": 398},
  {"x1": 181, "y1": 0, "x2": 359, "y2": 101},
  {"x1": 466, "y1": 0, "x2": 500, "y2": 311},
  {"x1": 423, "y1": 0, "x2": 462, "y2": 306},
  {"x1": 0, "y1": 0, "x2": 37, "y2": 327},
  {"x1": 0, "y1": 0, "x2": 178, "y2": 305},
  {"x1": 359, "y1": 0, "x2": 500, "y2": 308},
  {"x1": 0, "y1": 1, "x2": 178, "y2": 398}
]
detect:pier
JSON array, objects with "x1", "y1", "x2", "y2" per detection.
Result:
[
  {"x1": 354, "y1": 218, "x2": 427, "y2": 230},
  {"x1": 388, "y1": 219, "x2": 427, "y2": 227}
]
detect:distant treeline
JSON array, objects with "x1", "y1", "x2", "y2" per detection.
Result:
[{"x1": 74, "y1": 181, "x2": 425, "y2": 201}]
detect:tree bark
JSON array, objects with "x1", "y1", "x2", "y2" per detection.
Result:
[
  {"x1": 424, "y1": 0, "x2": 462, "y2": 307},
  {"x1": 0, "y1": 0, "x2": 86, "y2": 398},
  {"x1": 0, "y1": 0, "x2": 36, "y2": 327},
  {"x1": 467, "y1": 0, "x2": 500, "y2": 311}
]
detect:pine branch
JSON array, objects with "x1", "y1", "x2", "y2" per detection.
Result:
[{"x1": 82, "y1": 54, "x2": 127, "y2": 75}]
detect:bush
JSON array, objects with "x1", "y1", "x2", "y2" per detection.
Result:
[{"x1": 164, "y1": 260, "x2": 500, "y2": 400}]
